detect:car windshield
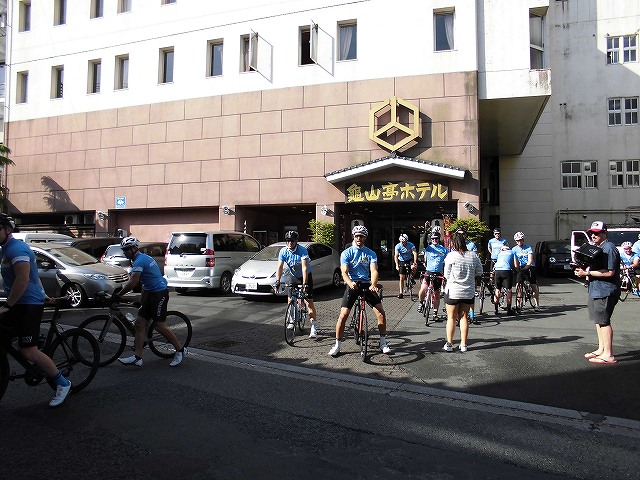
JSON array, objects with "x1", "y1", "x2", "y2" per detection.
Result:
[
  {"x1": 251, "y1": 245, "x2": 282, "y2": 261},
  {"x1": 547, "y1": 243, "x2": 570, "y2": 254},
  {"x1": 104, "y1": 246, "x2": 125, "y2": 257},
  {"x1": 43, "y1": 247, "x2": 100, "y2": 266}
]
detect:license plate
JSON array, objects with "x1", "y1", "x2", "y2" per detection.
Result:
[
  {"x1": 246, "y1": 281, "x2": 258, "y2": 290},
  {"x1": 176, "y1": 269, "x2": 193, "y2": 278}
]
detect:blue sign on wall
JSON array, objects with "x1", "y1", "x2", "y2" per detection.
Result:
[{"x1": 115, "y1": 196, "x2": 126, "y2": 209}]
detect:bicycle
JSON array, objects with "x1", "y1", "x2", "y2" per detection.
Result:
[
  {"x1": 78, "y1": 293, "x2": 192, "y2": 367},
  {"x1": 279, "y1": 283, "x2": 308, "y2": 346},
  {"x1": 418, "y1": 273, "x2": 445, "y2": 326},
  {"x1": 402, "y1": 264, "x2": 417, "y2": 301},
  {"x1": 0, "y1": 298, "x2": 100, "y2": 402},
  {"x1": 619, "y1": 267, "x2": 638, "y2": 302},
  {"x1": 477, "y1": 272, "x2": 496, "y2": 315},
  {"x1": 514, "y1": 271, "x2": 535, "y2": 313},
  {"x1": 349, "y1": 283, "x2": 383, "y2": 362}
]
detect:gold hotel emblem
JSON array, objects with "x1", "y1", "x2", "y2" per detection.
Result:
[{"x1": 369, "y1": 96, "x2": 421, "y2": 152}]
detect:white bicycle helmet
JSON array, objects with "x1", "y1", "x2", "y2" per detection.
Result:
[
  {"x1": 399, "y1": 234, "x2": 408, "y2": 242},
  {"x1": 121, "y1": 236, "x2": 140, "y2": 248},
  {"x1": 622, "y1": 241, "x2": 633, "y2": 248},
  {"x1": 514, "y1": 231, "x2": 525, "y2": 241},
  {"x1": 352, "y1": 225, "x2": 368, "y2": 237}
]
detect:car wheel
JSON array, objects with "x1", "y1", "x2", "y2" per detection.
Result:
[
  {"x1": 219, "y1": 272, "x2": 232, "y2": 294},
  {"x1": 175, "y1": 287, "x2": 189, "y2": 295},
  {"x1": 332, "y1": 269, "x2": 342, "y2": 288},
  {"x1": 63, "y1": 283, "x2": 86, "y2": 308}
]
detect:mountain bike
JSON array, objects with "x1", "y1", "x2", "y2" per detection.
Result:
[
  {"x1": 279, "y1": 283, "x2": 308, "y2": 346},
  {"x1": 0, "y1": 298, "x2": 100, "y2": 402},
  {"x1": 418, "y1": 273, "x2": 445, "y2": 326},
  {"x1": 349, "y1": 283, "x2": 383, "y2": 362},
  {"x1": 78, "y1": 293, "x2": 192, "y2": 367},
  {"x1": 515, "y1": 271, "x2": 536, "y2": 312}
]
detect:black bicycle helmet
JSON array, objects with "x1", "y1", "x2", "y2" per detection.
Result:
[
  {"x1": 0, "y1": 213, "x2": 15, "y2": 229},
  {"x1": 284, "y1": 230, "x2": 299, "y2": 241}
]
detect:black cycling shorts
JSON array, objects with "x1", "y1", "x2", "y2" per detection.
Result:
[
  {"x1": 139, "y1": 289, "x2": 169, "y2": 322},
  {"x1": 398, "y1": 260, "x2": 413, "y2": 276},
  {"x1": 0, "y1": 304, "x2": 44, "y2": 348},
  {"x1": 340, "y1": 283, "x2": 382, "y2": 310},
  {"x1": 495, "y1": 270, "x2": 513, "y2": 290},
  {"x1": 421, "y1": 272, "x2": 443, "y2": 290},
  {"x1": 516, "y1": 267, "x2": 537, "y2": 285},
  {"x1": 291, "y1": 273, "x2": 314, "y2": 299}
]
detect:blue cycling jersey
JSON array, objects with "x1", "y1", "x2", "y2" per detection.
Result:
[
  {"x1": 512, "y1": 244, "x2": 535, "y2": 267},
  {"x1": 278, "y1": 244, "x2": 311, "y2": 280},
  {"x1": 488, "y1": 237, "x2": 508, "y2": 260},
  {"x1": 632, "y1": 240, "x2": 640, "y2": 256},
  {"x1": 131, "y1": 252, "x2": 167, "y2": 292},
  {"x1": 341, "y1": 245, "x2": 377, "y2": 282},
  {"x1": 394, "y1": 242, "x2": 415, "y2": 262},
  {"x1": 423, "y1": 243, "x2": 448, "y2": 273},
  {"x1": 621, "y1": 251, "x2": 639, "y2": 267},
  {"x1": 494, "y1": 249, "x2": 515, "y2": 271},
  {"x1": 1, "y1": 237, "x2": 45, "y2": 304},
  {"x1": 466, "y1": 241, "x2": 477, "y2": 253}
]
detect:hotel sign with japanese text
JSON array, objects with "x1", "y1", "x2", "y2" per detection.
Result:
[{"x1": 345, "y1": 181, "x2": 449, "y2": 203}]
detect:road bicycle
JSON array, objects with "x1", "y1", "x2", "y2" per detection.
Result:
[
  {"x1": 515, "y1": 271, "x2": 536, "y2": 313},
  {"x1": 619, "y1": 267, "x2": 638, "y2": 302},
  {"x1": 279, "y1": 283, "x2": 308, "y2": 346},
  {"x1": 477, "y1": 272, "x2": 496, "y2": 315},
  {"x1": 402, "y1": 264, "x2": 417, "y2": 301},
  {"x1": 418, "y1": 273, "x2": 445, "y2": 326},
  {"x1": 349, "y1": 283, "x2": 383, "y2": 362},
  {"x1": 78, "y1": 293, "x2": 192, "y2": 367},
  {"x1": 0, "y1": 299, "x2": 100, "y2": 402}
]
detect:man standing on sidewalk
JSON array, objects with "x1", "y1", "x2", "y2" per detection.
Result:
[{"x1": 574, "y1": 221, "x2": 620, "y2": 365}]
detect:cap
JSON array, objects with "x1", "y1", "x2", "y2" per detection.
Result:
[
  {"x1": 456, "y1": 228, "x2": 465, "y2": 234},
  {"x1": 493, "y1": 228, "x2": 501, "y2": 234},
  {"x1": 587, "y1": 221, "x2": 607, "y2": 234}
]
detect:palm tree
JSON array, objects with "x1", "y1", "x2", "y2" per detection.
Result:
[{"x1": 0, "y1": 144, "x2": 15, "y2": 208}]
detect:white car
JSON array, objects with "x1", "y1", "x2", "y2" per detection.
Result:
[{"x1": 231, "y1": 242, "x2": 342, "y2": 297}]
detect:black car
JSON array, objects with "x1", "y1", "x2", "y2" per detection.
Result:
[{"x1": 535, "y1": 240, "x2": 572, "y2": 276}]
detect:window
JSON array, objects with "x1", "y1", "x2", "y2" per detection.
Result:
[
  {"x1": 19, "y1": 1, "x2": 30, "y2": 32},
  {"x1": 207, "y1": 40, "x2": 223, "y2": 77},
  {"x1": 240, "y1": 34, "x2": 257, "y2": 72},
  {"x1": 115, "y1": 54, "x2": 129, "y2": 90},
  {"x1": 561, "y1": 161, "x2": 598, "y2": 189},
  {"x1": 54, "y1": 0, "x2": 66, "y2": 26},
  {"x1": 299, "y1": 26, "x2": 313, "y2": 65},
  {"x1": 159, "y1": 47, "x2": 174, "y2": 83},
  {"x1": 529, "y1": 13, "x2": 544, "y2": 69},
  {"x1": 434, "y1": 11, "x2": 454, "y2": 51},
  {"x1": 88, "y1": 60, "x2": 101, "y2": 94},
  {"x1": 51, "y1": 66, "x2": 64, "y2": 99},
  {"x1": 118, "y1": 0, "x2": 132, "y2": 12},
  {"x1": 90, "y1": 0, "x2": 103, "y2": 19},
  {"x1": 610, "y1": 160, "x2": 640, "y2": 188},
  {"x1": 16, "y1": 71, "x2": 28, "y2": 104},
  {"x1": 338, "y1": 22, "x2": 357, "y2": 60},
  {"x1": 607, "y1": 34, "x2": 637, "y2": 64},
  {"x1": 608, "y1": 97, "x2": 638, "y2": 126}
]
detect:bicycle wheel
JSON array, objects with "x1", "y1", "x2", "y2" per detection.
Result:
[
  {"x1": 284, "y1": 302, "x2": 296, "y2": 345},
  {"x1": 526, "y1": 282, "x2": 536, "y2": 308},
  {"x1": 407, "y1": 273, "x2": 416, "y2": 302},
  {"x1": 515, "y1": 283, "x2": 524, "y2": 312},
  {"x1": 47, "y1": 328, "x2": 99, "y2": 393},
  {"x1": 359, "y1": 308, "x2": 368, "y2": 361},
  {"x1": 148, "y1": 311, "x2": 193, "y2": 358},
  {"x1": 619, "y1": 278, "x2": 630, "y2": 302},
  {"x1": 478, "y1": 283, "x2": 488, "y2": 314},
  {"x1": 0, "y1": 350, "x2": 9, "y2": 401},
  {"x1": 297, "y1": 299, "x2": 306, "y2": 334},
  {"x1": 425, "y1": 289, "x2": 433, "y2": 325},
  {"x1": 352, "y1": 305, "x2": 361, "y2": 345},
  {"x1": 79, "y1": 314, "x2": 127, "y2": 367}
]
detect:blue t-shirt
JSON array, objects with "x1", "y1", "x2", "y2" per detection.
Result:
[
  {"x1": 1, "y1": 237, "x2": 45, "y2": 304},
  {"x1": 423, "y1": 243, "x2": 448, "y2": 273},
  {"x1": 131, "y1": 252, "x2": 167, "y2": 292},
  {"x1": 278, "y1": 244, "x2": 311, "y2": 280},
  {"x1": 341, "y1": 245, "x2": 377, "y2": 282},
  {"x1": 588, "y1": 240, "x2": 620, "y2": 298},
  {"x1": 395, "y1": 242, "x2": 416, "y2": 262},
  {"x1": 488, "y1": 237, "x2": 508, "y2": 260},
  {"x1": 632, "y1": 240, "x2": 640, "y2": 256},
  {"x1": 621, "y1": 251, "x2": 639, "y2": 268},
  {"x1": 494, "y1": 249, "x2": 515, "y2": 271},
  {"x1": 512, "y1": 244, "x2": 535, "y2": 267},
  {"x1": 466, "y1": 241, "x2": 477, "y2": 253}
]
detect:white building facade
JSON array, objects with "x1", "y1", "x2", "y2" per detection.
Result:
[{"x1": 3, "y1": 0, "x2": 550, "y2": 269}]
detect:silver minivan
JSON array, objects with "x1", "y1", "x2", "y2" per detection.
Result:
[{"x1": 164, "y1": 231, "x2": 261, "y2": 294}]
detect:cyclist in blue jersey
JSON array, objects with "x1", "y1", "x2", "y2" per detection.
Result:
[
  {"x1": 494, "y1": 244, "x2": 516, "y2": 316},
  {"x1": 394, "y1": 233, "x2": 417, "y2": 299},
  {"x1": 487, "y1": 228, "x2": 508, "y2": 264},
  {"x1": 620, "y1": 241, "x2": 640, "y2": 295},
  {"x1": 115, "y1": 237, "x2": 187, "y2": 367},
  {"x1": 632, "y1": 238, "x2": 640, "y2": 257},
  {"x1": 417, "y1": 232, "x2": 448, "y2": 321},
  {"x1": 0, "y1": 214, "x2": 72, "y2": 407},
  {"x1": 512, "y1": 232, "x2": 541, "y2": 312},
  {"x1": 274, "y1": 230, "x2": 318, "y2": 338},
  {"x1": 329, "y1": 225, "x2": 390, "y2": 357}
]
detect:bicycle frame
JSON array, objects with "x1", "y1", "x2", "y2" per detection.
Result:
[{"x1": 283, "y1": 284, "x2": 308, "y2": 345}]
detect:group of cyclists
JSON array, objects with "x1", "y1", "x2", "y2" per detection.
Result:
[{"x1": 620, "y1": 240, "x2": 640, "y2": 294}]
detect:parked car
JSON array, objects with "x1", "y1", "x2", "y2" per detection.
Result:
[
  {"x1": 101, "y1": 242, "x2": 168, "y2": 274},
  {"x1": 33, "y1": 244, "x2": 130, "y2": 307},
  {"x1": 231, "y1": 242, "x2": 342, "y2": 297},
  {"x1": 164, "y1": 231, "x2": 261, "y2": 294},
  {"x1": 12, "y1": 232, "x2": 74, "y2": 244},
  {"x1": 535, "y1": 240, "x2": 572, "y2": 276},
  {"x1": 57, "y1": 236, "x2": 124, "y2": 259}
]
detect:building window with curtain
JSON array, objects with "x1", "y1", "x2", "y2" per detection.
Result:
[
  {"x1": 240, "y1": 34, "x2": 257, "y2": 72},
  {"x1": 338, "y1": 22, "x2": 357, "y2": 61},
  {"x1": 207, "y1": 40, "x2": 223, "y2": 77},
  {"x1": 88, "y1": 59, "x2": 101, "y2": 94},
  {"x1": 610, "y1": 160, "x2": 640, "y2": 188},
  {"x1": 159, "y1": 48, "x2": 174, "y2": 83},
  {"x1": 115, "y1": 54, "x2": 129, "y2": 90},
  {"x1": 51, "y1": 65, "x2": 64, "y2": 98},
  {"x1": 561, "y1": 161, "x2": 598, "y2": 189},
  {"x1": 434, "y1": 11, "x2": 454, "y2": 51},
  {"x1": 608, "y1": 97, "x2": 638, "y2": 126},
  {"x1": 607, "y1": 34, "x2": 637, "y2": 64},
  {"x1": 530, "y1": 13, "x2": 544, "y2": 69}
]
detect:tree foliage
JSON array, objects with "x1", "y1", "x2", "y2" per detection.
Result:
[
  {"x1": 448, "y1": 217, "x2": 489, "y2": 256},
  {"x1": 308, "y1": 219, "x2": 336, "y2": 247}
]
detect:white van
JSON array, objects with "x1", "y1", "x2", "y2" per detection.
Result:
[
  {"x1": 571, "y1": 225, "x2": 640, "y2": 261},
  {"x1": 12, "y1": 232, "x2": 74, "y2": 244},
  {"x1": 164, "y1": 231, "x2": 261, "y2": 294}
]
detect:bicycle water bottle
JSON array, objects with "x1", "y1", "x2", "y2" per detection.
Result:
[
  {"x1": 469, "y1": 308, "x2": 475, "y2": 321},
  {"x1": 125, "y1": 312, "x2": 136, "y2": 323}
]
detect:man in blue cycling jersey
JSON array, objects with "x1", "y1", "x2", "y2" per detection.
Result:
[
  {"x1": 329, "y1": 225, "x2": 390, "y2": 357},
  {"x1": 417, "y1": 231, "x2": 448, "y2": 321},
  {"x1": 394, "y1": 233, "x2": 417, "y2": 299},
  {"x1": 620, "y1": 241, "x2": 640, "y2": 295},
  {"x1": 512, "y1": 231, "x2": 541, "y2": 312},
  {"x1": 494, "y1": 245, "x2": 516, "y2": 316},
  {"x1": 488, "y1": 228, "x2": 508, "y2": 265},
  {"x1": 0, "y1": 213, "x2": 72, "y2": 407},
  {"x1": 274, "y1": 230, "x2": 318, "y2": 338},
  {"x1": 115, "y1": 237, "x2": 187, "y2": 367}
]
